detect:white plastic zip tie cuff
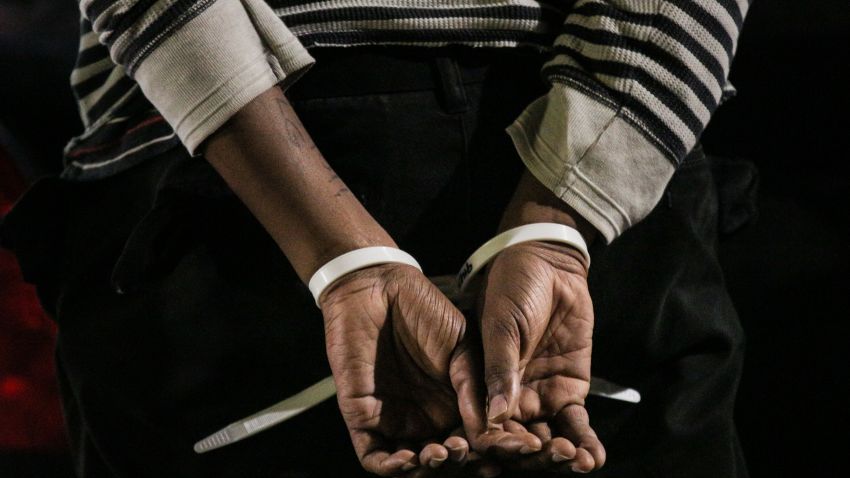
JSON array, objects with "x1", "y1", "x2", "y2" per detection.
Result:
[
  {"x1": 193, "y1": 376, "x2": 337, "y2": 454},
  {"x1": 308, "y1": 246, "x2": 421, "y2": 306},
  {"x1": 456, "y1": 223, "x2": 590, "y2": 292},
  {"x1": 194, "y1": 275, "x2": 639, "y2": 454}
]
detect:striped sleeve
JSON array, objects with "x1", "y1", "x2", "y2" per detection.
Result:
[
  {"x1": 505, "y1": 0, "x2": 751, "y2": 242},
  {"x1": 79, "y1": 0, "x2": 316, "y2": 154}
]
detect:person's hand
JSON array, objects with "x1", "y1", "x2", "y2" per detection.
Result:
[
  {"x1": 473, "y1": 240, "x2": 605, "y2": 473},
  {"x1": 320, "y1": 263, "x2": 477, "y2": 477}
]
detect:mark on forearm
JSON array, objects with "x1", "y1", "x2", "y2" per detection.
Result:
[
  {"x1": 321, "y1": 162, "x2": 341, "y2": 183},
  {"x1": 278, "y1": 98, "x2": 317, "y2": 151},
  {"x1": 273, "y1": 97, "x2": 352, "y2": 202},
  {"x1": 284, "y1": 118, "x2": 308, "y2": 149}
]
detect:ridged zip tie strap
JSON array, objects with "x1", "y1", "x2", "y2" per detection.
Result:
[
  {"x1": 308, "y1": 246, "x2": 421, "y2": 307},
  {"x1": 457, "y1": 223, "x2": 590, "y2": 292}
]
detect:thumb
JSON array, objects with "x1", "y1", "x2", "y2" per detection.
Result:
[
  {"x1": 480, "y1": 294, "x2": 523, "y2": 424},
  {"x1": 450, "y1": 337, "x2": 542, "y2": 455}
]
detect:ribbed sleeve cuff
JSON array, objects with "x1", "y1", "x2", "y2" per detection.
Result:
[
  {"x1": 505, "y1": 82, "x2": 676, "y2": 243},
  {"x1": 132, "y1": 0, "x2": 315, "y2": 155}
]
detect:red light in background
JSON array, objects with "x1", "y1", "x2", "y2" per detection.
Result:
[{"x1": 0, "y1": 375, "x2": 29, "y2": 399}]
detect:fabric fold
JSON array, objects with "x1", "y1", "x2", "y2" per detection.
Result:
[
  {"x1": 506, "y1": 82, "x2": 675, "y2": 243},
  {"x1": 113, "y1": 0, "x2": 315, "y2": 155}
]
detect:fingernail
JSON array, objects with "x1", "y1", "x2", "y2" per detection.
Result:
[
  {"x1": 553, "y1": 454, "x2": 570, "y2": 463},
  {"x1": 447, "y1": 445, "x2": 467, "y2": 458},
  {"x1": 487, "y1": 395, "x2": 508, "y2": 421},
  {"x1": 570, "y1": 464, "x2": 588, "y2": 474},
  {"x1": 429, "y1": 457, "x2": 446, "y2": 468},
  {"x1": 402, "y1": 462, "x2": 417, "y2": 471}
]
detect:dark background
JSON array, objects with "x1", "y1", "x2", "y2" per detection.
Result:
[
  {"x1": 1, "y1": 0, "x2": 848, "y2": 476},
  {"x1": 701, "y1": 1, "x2": 850, "y2": 475}
]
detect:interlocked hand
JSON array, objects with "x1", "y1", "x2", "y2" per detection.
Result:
[
  {"x1": 470, "y1": 241, "x2": 605, "y2": 473},
  {"x1": 322, "y1": 263, "x2": 476, "y2": 476}
]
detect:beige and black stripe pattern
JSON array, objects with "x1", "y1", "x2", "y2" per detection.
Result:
[
  {"x1": 541, "y1": 0, "x2": 751, "y2": 163},
  {"x1": 65, "y1": 0, "x2": 748, "y2": 179},
  {"x1": 67, "y1": 0, "x2": 565, "y2": 178}
]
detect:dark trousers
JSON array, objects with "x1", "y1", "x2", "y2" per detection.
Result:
[{"x1": 2, "y1": 45, "x2": 747, "y2": 477}]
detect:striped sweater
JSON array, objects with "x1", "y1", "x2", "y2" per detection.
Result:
[{"x1": 66, "y1": 0, "x2": 750, "y2": 242}]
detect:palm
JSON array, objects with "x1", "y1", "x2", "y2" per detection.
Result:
[
  {"x1": 475, "y1": 242, "x2": 605, "y2": 472},
  {"x1": 322, "y1": 264, "x2": 470, "y2": 474},
  {"x1": 517, "y1": 268, "x2": 593, "y2": 422}
]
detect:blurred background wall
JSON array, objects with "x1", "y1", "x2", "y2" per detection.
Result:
[{"x1": 1, "y1": 1, "x2": 848, "y2": 476}]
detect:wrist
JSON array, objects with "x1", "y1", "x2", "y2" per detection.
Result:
[
  {"x1": 305, "y1": 229, "x2": 397, "y2": 282},
  {"x1": 314, "y1": 249, "x2": 421, "y2": 308},
  {"x1": 500, "y1": 171, "x2": 598, "y2": 245},
  {"x1": 458, "y1": 223, "x2": 590, "y2": 292}
]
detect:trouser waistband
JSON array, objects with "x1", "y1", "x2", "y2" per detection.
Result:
[{"x1": 283, "y1": 44, "x2": 549, "y2": 109}]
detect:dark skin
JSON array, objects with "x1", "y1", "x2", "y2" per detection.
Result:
[
  {"x1": 202, "y1": 85, "x2": 604, "y2": 476},
  {"x1": 470, "y1": 173, "x2": 606, "y2": 473}
]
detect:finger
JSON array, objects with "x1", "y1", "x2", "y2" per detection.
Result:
[
  {"x1": 473, "y1": 426, "x2": 542, "y2": 459},
  {"x1": 419, "y1": 443, "x2": 449, "y2": 469},
  {"x1": 352, "y1": 430, "x2": 418, "y2": 476},
  {"x1": 527, "y1": 421, "x2": 552, "y2": 442},
  {"x1": 406, "y1": 437, "x2": 468, "y2": 478},
  {"x1": 480, "y1": 293, "x2": 523, "y2": 424},
  {"x1": 503, "y1": 421, "x2": 543, "y2": 454},
  {"x1": 403, "y1": 436, "x2": 468, "y2": 478},
  {"x1": 555, "y1": 404, "x2": 606, "y2": 471},
  {"x1": 362, "y1": 449, "x2": 418, "y2": 476},
  {"x1": 526, "y1": 420, "x2": 581, "y2": 464},
  {"x1": 503, "y1": 420, "x2": 573, "y2": 471},
  {"x1": 503, "y1": 420, "x2": 529, "y2": 436},
  {"x1": 508, "y1": 437, "x2": 578, "y2": 471},
  {"x1": 449, "y1": 339, "x2": 541, "y2": 457},
  {"x1": 443, "y1": 435, "x2": 469, "y2": 464},
  {"x1": 548, "y1": 437, "x2": 578, "y2": 464}
]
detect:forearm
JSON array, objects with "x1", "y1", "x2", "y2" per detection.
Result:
[
  {"x1": 499, "y1": 170, "x2": 598, "y2": 245},
  {"x1": 202, "y1": 86, "x2": 394, "y2": 283}
]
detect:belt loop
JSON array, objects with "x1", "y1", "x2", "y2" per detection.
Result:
[{"x1": 434, "y1": 56, "x2": 469, "y2": 114}]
